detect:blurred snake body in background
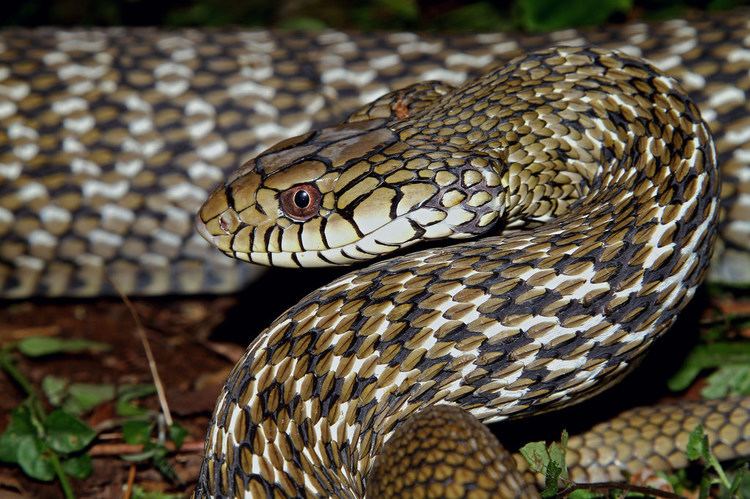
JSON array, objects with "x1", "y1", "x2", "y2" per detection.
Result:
[
  {"x1": 2, "y1": 9, "x2": 750, "y2": 499},
  {"x1": 2, "y1": 11, "x2": 750, "y2": 297}
]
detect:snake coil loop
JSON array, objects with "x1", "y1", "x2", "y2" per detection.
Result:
[{"x1": 194, "y1": 46, "x2": 730, "y2": 497}]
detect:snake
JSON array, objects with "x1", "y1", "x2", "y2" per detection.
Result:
[
  {"x1": 2, "y1": 11, "x2": 750, "y2": 297},
  {"x1": 1, "y1": 10, "x2": 750, "y2": 499},
  {"x1": 193, "y1": 42, "x2": 750, "y2": 497}
]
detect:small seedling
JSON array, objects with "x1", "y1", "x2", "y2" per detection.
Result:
[
  {"x1": 668, "y1": 342, "x2": 750, "y2": 398},
  {"x1": 687, "y1": 425, "x2": 749, "y2": 499},
  {"x1": 520, "y1": 430, "x2": 569, "y2": 497},
  {"x1": 0, "y1": 337, "x2": 107, "y2": 498},
  {"x1": 0, "y1": 336, "x2": 185, "y2": 498}
]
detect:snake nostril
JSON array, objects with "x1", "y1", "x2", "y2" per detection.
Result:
[{"x1": 219, "y1": 214, "x2": 230, "y2": 233}]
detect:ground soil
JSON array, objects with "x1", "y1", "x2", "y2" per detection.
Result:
[{"x1": 0, "y1": 267, "x2": 747, "y2": 498}]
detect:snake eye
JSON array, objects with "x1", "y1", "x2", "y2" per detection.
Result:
[{"x1": 280, "y1": 184, "x2": 321, "y2": 221}]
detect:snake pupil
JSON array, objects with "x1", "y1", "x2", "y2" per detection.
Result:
[{"x1": 294, "y1": 189, "x2": 310, "y2": 208}]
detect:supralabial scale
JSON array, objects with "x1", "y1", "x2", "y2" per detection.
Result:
[{"x1": 194, "y1": 45, "x2": 749, "y2": 497}]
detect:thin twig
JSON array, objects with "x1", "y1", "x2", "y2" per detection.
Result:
[
  {"x1": 88, "y1": 440, "x2": 205, "y2": 457},
  {"x1": 123, "y1": 463, "x2": 136, "y2": 499},
  {"x1": 0, "y1": 325, "x2": 61, "y2": 341},
  {"x1": 108, "y1": 279, "x2": 173, "y2": 427},
  {"x1": 559, "y1": 480, "x2": 683, "y2": 499}
]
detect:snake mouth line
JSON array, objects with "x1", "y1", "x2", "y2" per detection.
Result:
[
  {"x1": 200, "y1": 207, "x2": 440, "y2": 267},
  {"x1": 231, "y1": 238, "x2": 405, "y2": 268}
]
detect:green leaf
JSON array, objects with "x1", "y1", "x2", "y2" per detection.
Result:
[
  {"x1": 277, "y1": 17, "x2": 328, "y2": 30},
  {"x1": 116, "y1": 399, "x2": 149, "y2": 417},
  {"x1": 62, "y1": 453, "x2": 93, "y2": 479},
  {"x1": 668, "y1": 342, "x2": 750, "y2": 392},
  {"x1": 151, "y1": 444, "x2": 179, "y2": 483},
  {"x1": 43, "y1": 409, "x2": 96, "y2": 453},
  {"x1": 42, "y1": 375, "x2": 69, "y2": 406},
  {"x1": 687, "y1": 424, "x2": 707, "y2": 461},
  {"x1": 350, "y1": 0, "x2": 419, "y2": 30},
  {"x1": 709, "y1": 0, "x2": 748, "y2": 11},
  {"x1": 520, "y1": 440, "x2": 549, "y2": 473},
  {"x1": 375, "y1": 0, "x2": 418, "y2": 20},
  {"x1": 131, "y1": 484, "x2": 184, "y2": 499},
  {"x1": 169, "y1": 423, "x2": 187, "y2": 449},
  {"x1": 701, "y1": 365, "x2": 750, "y2": 399},
  {"x1": 430, "y1": 2, "x2": 513, "y2": 32},
  {"x1": 519, "y1": 430, "x2": 570, "y2": 493},
  {"x1": 17, "y1": 337, "x2": 110, "y2": 357},
  {"x1": 517, "y1": 0, "x2": 632, "y2": 32},
  {"x1": 686, "y1": 424, "x2": 732, "y2": 489},
  {"x1": 0, "y1": 405, "x2": 37, "y2": 463},
  {"x1": 667, "y1": 365, "x2": 702, "y2": 391},
  {"x1": 548, "y1": 430, "x2": 568, "y2": 479},
  {"x1": 729, "y1": 466, "x2": 750, "y2": 497},
  {"x1": 120, "y1": 448, "x2": 159, "y2": 462},
  {"x1": 42, "y1": 376, "x2": 116, "y2": 415},
  {"x1": 116, "y1": 384, "x2": 156, "y2": 417},
  {"x1": 699, "y1": 474, "x2": 713, "y2": 499},
  {"x1": 567, "y1": 490, "x2": 600, "y2": 499},
  {"x1": 64, "y1": 383, "x2": 116, "y2": 415},
  {"x1": 541, "y1": 430, "x2": 568, "y2": 497},
  {"x1": 706, "y1": 448, "x2": 731, "y2": 489},
  {"x1": 17, "y1": 436, "x2": 54, "y2": 481},
  {"x1": 541, "y1": 458, "x2": 562, "y2": 497},
  {"x1": 658, "y1": 469, "x2": 690, "y2": 495},
  {"x1": 122, "y1": 420, "x2": 152, "y2": 446},
  {"x1": 118, "y1": 384, "x2": 157, "y2": 400}
]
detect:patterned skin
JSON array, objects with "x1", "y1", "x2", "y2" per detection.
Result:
[
  {"x1": 1, "y1": 12, "x2": 749, "y2": 498},
  {"x1": 2, "y1": 10, "x2": 750, "y2": 297},
  {"x1": 193, "y1": 47, "x2": 737, "y2": 497}
]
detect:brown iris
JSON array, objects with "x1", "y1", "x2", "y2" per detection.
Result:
[{"x1": 280, "y1": 184, "x2": 321, "y2": 221}]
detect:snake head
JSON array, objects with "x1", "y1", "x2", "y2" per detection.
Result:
[{"x1": 196, "y1": 119, "x2": 505, "y2": 267}]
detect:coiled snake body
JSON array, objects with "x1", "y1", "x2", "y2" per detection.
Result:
[{"x1": 195, "y1": 46, "x2": 739, "y2": 497}]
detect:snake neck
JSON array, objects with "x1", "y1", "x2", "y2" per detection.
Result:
[
  {"x1": 198, "y1": 47, "x2": 721, "y2": 498},
  {"x1": 392, "y1": 48, "x2": 715, "y2": 233}
]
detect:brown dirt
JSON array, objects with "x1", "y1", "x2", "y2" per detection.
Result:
[
  {"x1": 0, "y1": 266, "x2": 342, "y2": 498},
  {"x1": 0, "y1": 272, "x2": 747, "y2": 498},
  {"x1": 0, "y1": 297, "x2": 235, "y2": 498}
]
